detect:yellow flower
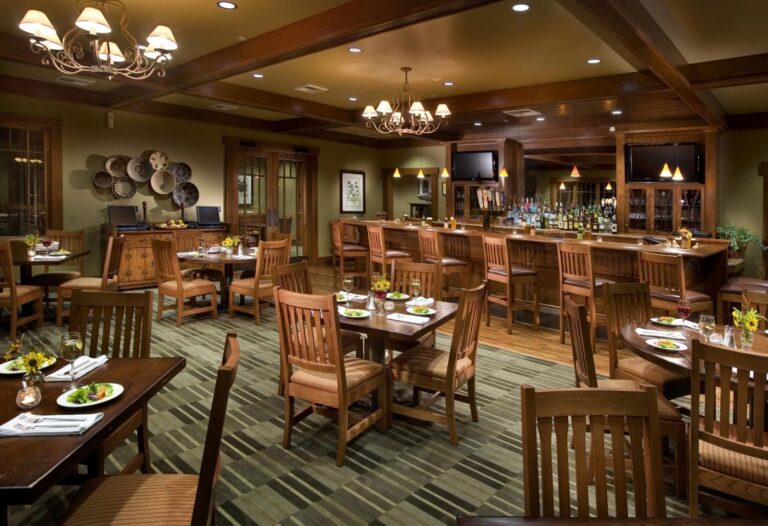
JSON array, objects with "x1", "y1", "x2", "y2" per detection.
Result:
[
  {"x1": 746, "y1": 318, "x2": 759, "y2": 332},
  {"x1": 21, "y1": 351, "x2": 49, "y2": 374}
]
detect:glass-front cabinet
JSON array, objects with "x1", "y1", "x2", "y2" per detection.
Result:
[
  {"x1": 627, "y1": 188, "x2": 648, "y2": 232},
  {"x1": 679, "y1": 188, "x2": 703, "y2": 231},
  {"x1": 653, "y1": 187, "x2": 674, "y2": 234},
  {"x1": 624, "y1": 183, "x2": 705, "y2": 234}
]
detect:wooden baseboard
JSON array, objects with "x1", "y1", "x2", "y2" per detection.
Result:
[{"x1": 316, "y1": 256, "x2": 332, "y2": 265}]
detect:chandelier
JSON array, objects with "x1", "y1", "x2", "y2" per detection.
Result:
[
  {"x1": 362, "y1": 67, "x2": 450, "y2": 136},
  {"x1": 18, "y1": 0, "x2": 178, "y2": 81}
]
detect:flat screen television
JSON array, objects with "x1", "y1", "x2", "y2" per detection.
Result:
[
  {"x1": 625, "y1": 143, "x2": 704, "y2": 183},
  {"x1": 452, "y1": 151, "x2": 498, "y2": 181},
  {"x1": 107, "y1": 205, "x2": 138, "y2": 225},
  {"x1": 196, "y1": 206, "x2": 221, "y2": 225}
]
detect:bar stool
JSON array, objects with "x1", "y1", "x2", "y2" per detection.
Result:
[
  {"x1": 483, "y1": 236, "x2": 539, "y2": 334},
  {"x1": 418, "y1": 229, "x2": 469, "y2": 299},
  {"x1": 557, "y1": 242, "x2": 612, "y2": 349},
  {"x1": 717, "y1": 276, "x2": 768, "y2": 323},
  {"x1": 367, "y1": 225, "x2": 411, "y2": 278},
  {"x1": 331, "y1": 222, "x2": 368, "y2": 290},
  {"x1": 638, "y1": 251, "x2": 713, "y2": 316}
]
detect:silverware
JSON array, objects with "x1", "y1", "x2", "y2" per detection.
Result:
[
  {"x1": 20, "y1": 415, "x2": 88, "y2": 423},
  {"x1": 14, "y1": 422, "x2": 83, "y2": 431}
]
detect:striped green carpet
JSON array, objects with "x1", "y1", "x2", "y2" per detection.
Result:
[{"x1": 5, "y1": 295, "x2": 690, "y2": 525}]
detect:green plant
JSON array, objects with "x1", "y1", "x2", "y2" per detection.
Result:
[{"x1": 716, "y1": 224, "x2": 761, "y2": 252}]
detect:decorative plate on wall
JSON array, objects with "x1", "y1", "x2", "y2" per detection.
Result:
[
  {"x1": 127, "y1": 156, "x2": 152, "y2": 182},
  {"x1": 172, "y1": 182, "x2": 200, "y2": 208},
  {"x1": 170, "y1": 162, "x2": 192, "y2": 183},
  {"x1": 149, "y1": 151, "x2": 169, "y2": 171},
  {"x1": 105, "y1": 155, "x2": 130, "y2": 178},
  {"x1": 111, "y1": 177, "x2": 137, "y2": 199},
  {"x1": 92, "y1": 171, "x2": 112, "y2": 189},
  {"x1": 150, "y1": 170, "x2": 175, "y2": 194}
]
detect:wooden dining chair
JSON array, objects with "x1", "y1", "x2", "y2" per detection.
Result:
[
  {"x1": 638, "y1": 251, "x2": 713, "y2": 316},
  {"x1": 274, "y1": 287, "x2": 387, "y2": 466},
  {"x1": 387, "y1": 260, "x2": 439, "y2": 353},
  {"x1": 689, "y1": 340, "x2": 768, "y2": 515},
  {"x1": 62, "y1": 331, "x2": 240, "y2": 525},
  {"x1": 368, "y1": 225, "x2": 412, "y2": 279},
  {"x1": 69, "y1": 290, "x2": 153, "y2": 476},
  {"x1": 229, "y1": 238, "x2": 290, "y2": 323},
  {"x1": 716, "y1": 276, "x2": 768, "y2": 324},
  {"x1": 331, "y1": 222, "x2": 369, "y2": 290},
  {"x1": 388, "y1": 283, "x2": 486, "y2": 445},
  {"x1": 741, "y1": 289, "x2": 768, "y2": 331},
  {"x1": 564, "y1": 295, "x2": 688, "y2": 498},
  {"x1": 56, "y1": 236, "x2": 124, "y2": 327},
  {"x1": 418, "y1": 229, "x2": 469, "y2": 300},
  {"x1": 0, "y1": 240, "x2": 43, "y2": 339},
  {"x1": 521, "y1": 384, "x2": 666, "y2": 518},
  {"x1": 27, "y1": 229, "x2": 85, "y2": 309},
  {"x1": 152, "y1": 238, "x2": 218, "y2": 327},
  {"x1": 603, "y1": 282, "x2": 690, "y2": 400}
]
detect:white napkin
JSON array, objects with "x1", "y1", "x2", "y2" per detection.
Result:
[
  {"x1": 231, "y1": 254, "x2": 253, "y2": 259},
  {"x1": 336, "y1": 292, "x2": 368, "y2": 302},
  {"x1": 405, "y1": 297, "x2": 435, "y2": 307},
  {"x1": 0, "y1": 413, "x2": 103, "y2": 436},
  {"x1": 47, "y1": 355, "x2": 108, "y2": 381},
  {"x1": 176, "y1": 251, "x2": 200, "y2": 257},
  {"x1": 635, "y1": 328, "x2": 687, "y2": 340},
  {"x1": 31, "y1": 255, "x2": 66, "y2": 261},
  {"x1": 387, "y1": 313, "x2": 429, "y2": 325},
  {"x1": 34, "y1": 242, "x2": 59, "y2": 251},
  {"x1": 684, "y1": 320, "x2": 700, "y2": 330}
]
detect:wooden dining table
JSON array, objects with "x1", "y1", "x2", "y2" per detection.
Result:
[
  {"x1": 0, "y1": 357, "x2": 185, "y2": 525},
  {"x1": 177, "y1": 250, "x2": 256, "y2": 309},
  {"x1": 12, "y1": 250, "x2": 91, "y2": 284}
]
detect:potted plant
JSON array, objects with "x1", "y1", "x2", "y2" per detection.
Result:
[{"x1": 716, "y1": 224, "x2": 761, "y2": 259}]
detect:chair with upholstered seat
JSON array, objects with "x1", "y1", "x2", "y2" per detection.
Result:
[
  {"x1": 331, "y1": 222, "x2": 368, "y2": 290},
  {"x1": 388, "y1": 283, "x2": 486, "y2": 445},
  {"x1": 27, "y1": 229, "x2": 85, "y2": 309},
  {"x1": 521, "y1": 384, "x2": 666, "y2": 518},
  {"x1": 638, "y1": 251, "x2": 713, "y2": 316},
  {"x1": 418, "y1": 229, "x2": 468, "y2": 300},
  {"x1": 717, "y1": 276, "x2": 768, "y2": 323},
  {"x1": 56, "y1": 236, "x2": 124, "y2": 327},
  {"x1": 275, "y1": 287, "x2": 387, "y2": 466},
  {"x1": 229, "y1": 238, "x2": 289, "y2": 323},
  {"x1": 387, "y1": 260, "x2": 439, "y2": 353},
  {"x1": 604, "y1": 282, "x2": 690, "y2": 400},
  {"x1": 0, "y1": 241, "x2": 43, "y2": 338},
  {"x1": 368, "y1": 225, "x2": 411, "y2": 279},
  {"x1": 152, "y1": 238, "x2": 217, "y2": 327},
  {"x1": 564, "y1": 295, "x2": 687, "y2": 498},
  {"x1": 61, "y1": 331, "x2": 240, "y2": 525}
]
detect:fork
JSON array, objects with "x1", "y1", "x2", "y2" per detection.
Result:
[{"x1": 20, "y1": 414, "x2": 87, "y2": 424}]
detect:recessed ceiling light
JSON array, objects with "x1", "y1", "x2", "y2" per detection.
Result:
[
  {"x1": 443, "y1": 81, "x2": 455, "y2": 87},
  {"x1": 474, "y1": 122, "x2": 482, "y2": 127},
  {"x1": 587, "y1": 58, "x2": 601, "y2": 64},
  {"x1": 536, "y1": 116, "x2": 545, "y2": 121},
  {"x1": 348, "y1": 96, "x2": 357, "y2": 102},
  {"x1": 217, "y1": 1, "x2": 237, "y2": 9},
  {"x1": 512, "y1": 3, "x2": 530, "y2": 12},
  {"x1": 611, "y1": 110, "x2": 622, "y2": 115},
  {"x1": 252, "y1": 73, "x2": 264, "y2": 78},
  {"x1": 348, "y1": 47, "x2": 362, "y2": 53}
]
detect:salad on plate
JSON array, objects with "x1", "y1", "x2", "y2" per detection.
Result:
[{"x1": 66, "y1": 383, "x2": 115, "y2": 405}]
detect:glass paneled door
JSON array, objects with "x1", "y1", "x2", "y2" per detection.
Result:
[
  {"x1": 237, "y1": 154, "x2": 267, "y2": 241},
  {"x1": 0, "y1": 126, "x2": 46, "y2": 235},
  {"x1": 276, "y1": 157, "x2": 305, "y2": 258}
]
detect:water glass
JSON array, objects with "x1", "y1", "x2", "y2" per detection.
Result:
[
  {"x1": 636, "y1": 238, "x2": 644, "y2": 246},
  {"x1": 384, "y1": 300, "x2": 395, "y2": 315},
  {"x1": 59, "y1": 331, "x2": 84, "y2": 391},
  {"x1": 411, "y1": 278, "x2": 422, "y2": 298},
  {"x1": 699, "y1": 314, "x2": 715, "y2": 342},
  {"x1": 343, "y1": 275, "x2": 354, "y2": 294}
]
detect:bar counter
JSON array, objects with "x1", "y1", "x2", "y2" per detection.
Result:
[{"x1": 342, "y1": 219, "x2": 728, "y2": 310}]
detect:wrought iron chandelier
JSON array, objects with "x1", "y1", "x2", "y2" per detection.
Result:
[
  {"x1": 362, "y1": 67, "x2": 451, "y2": 136},
  {"x1": 18, "y1": 0, "x2": 178, "y2": 81}
]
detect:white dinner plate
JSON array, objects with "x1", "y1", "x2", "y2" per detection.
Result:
[
  {"x1": 650, "y1": 317, "x2": 684, "y2": 327},
  {"x1": 406, "y1": 307, "x2": 436, "y2": 317},
  {"x1": 387, "y1": 292, "x2": 410, "y2": 301},
  {"x1": 338, "y1": 309, "x2": 371, "y2": 319},
  {"x1": 645, "y1": 338, "x2": 688, "y2": 352},
  {"x1": 0, "y1": 356, "x2": 57, "y2": 375},
  {"x1": 57, "y1": 383, "x2": 124, "y2": 408}
]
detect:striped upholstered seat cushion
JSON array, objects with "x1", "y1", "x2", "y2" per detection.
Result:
[
  {"x1": 699, "y1": 435, "x2": 768, "y2": 486},
  {"x1": 389, "y1": 346, "x2": 472, "y2": 380},
  {"x1": 290, "y1": 357, "x2": 382, "y2": 392},
  {"x1": 63, "y1": 474, "x2": 198, "y2": 525},
  {"x1": 616, "y1": 357, "x2": 688, "y2": 388}
]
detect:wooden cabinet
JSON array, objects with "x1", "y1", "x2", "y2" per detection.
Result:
[
  {"x1": 450, "y1": 181, "x2": 502, "y2": 220},
  {"x1": 623, "y1": 184, "x2": 705, "y2": 234}
]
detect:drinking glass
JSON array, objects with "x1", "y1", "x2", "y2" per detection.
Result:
[
  {"x1": 384, "y1": 300, "x2": 395, "y2": 315},
  {"x1": 677, "y1": 298, "x2": 691, "y2": 321},
  {"x1": 41, "y1": 238, "x2": 52, "y2": 256},
  {"x1": 636, "y1": 238, "x2": 644, "y2": 246},
  {"x1": 343, "y1": 275, "x2": 354, "y2": 295},
  {"x1": 699, "y1": 314, "x2": 716, "y2": 342},
  {"x1": 59, "y1": 330, "x2": 84, "y2": 391},
  {"x1": 411, "y1": 278, "x2": 422, "y2": 298}
]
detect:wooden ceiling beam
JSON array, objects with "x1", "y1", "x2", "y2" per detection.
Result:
[
  {"x1": 122, "y1": 100, "x2": 274, "y2": 131},
  {"x1": 0, "y1": 73, "x2": 107, "y2": 106},
  {"x1": 272, "y1": 118, "x2": 340, "y2": 133},
  {"x1": 682, "y1": 53, "x2": 768, "y2": 90}
]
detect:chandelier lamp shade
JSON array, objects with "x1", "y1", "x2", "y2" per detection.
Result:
[
  {"x1": 363, "y1": 67, "x2": 451, "y2": 136},
  {"x1": 18, "y1": 1, "x2": 178, "y2": 80}
]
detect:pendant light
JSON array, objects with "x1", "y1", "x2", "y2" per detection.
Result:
[
  {"x1": 417, "y1": 168, "x2": 425, "y2": 179},
  {"x1": 570, "y1": 165, "x2": 581, "y2": 177},
  {"x1": 499, "y1": 166, "x2": 509, "y2": 178},
  {"x1": 393, "y1": 168, "x2": 401, "y2": 178},
  {"x1": 441, "y1": 166, "x2": 449, "y2": 178},
  {"x1": 559, "y1": 181, "x2": 566, "y2": 190},
  {"x1": 660, "y1": 162, "x2": 672, "y2": 178},
  {"x1": 672, "y1": 166, "x2": 684, "y2": 181},
  {"x1": 605, "y1": 181, "x2": 613, "y2": 191}
]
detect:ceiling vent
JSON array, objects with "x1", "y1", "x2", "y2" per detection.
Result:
[
  {"x1": 294, "y1": 84, "x2": 328, "y2": 94},
  {"x1": 55, "y1": 75, "x2": 95, "y2": 87},
  {"x1": 502, "y1": 108, "x2": 542, "y2": 118},
  {"x1": 210, "y1": 103, "x2": 239, "y2": 111}
]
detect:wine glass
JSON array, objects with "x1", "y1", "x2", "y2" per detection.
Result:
[
  {"x1": 41, "y1": 238, "x2": 52, "y2": 256},
  {"x1": 384, "y1": 300, "x2": 395, "y2": 315},
  {"x1": 59, "y1": 331, "x2": 84, "y2": 391},
  {"x1": 343, "y1": 275, "x2": 354, "y2": 298},
  {"x1": 411, "y1": 278, "x2": 422, "y2": 299},
  {"x1": 699, "y1": 314, "x2": 716, "y2": 343},
  {"x1": 677, "y1": 298, "x2": 691, "y2": 322}
]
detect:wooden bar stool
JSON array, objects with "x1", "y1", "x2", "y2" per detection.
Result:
[
  {"x1": 717, "y1": 276, "x2": 768, "y2": 323},
  {"x1": 418, "y1": 229, "x2": 469, "y2": 300},
  {"x1": 482, "y1": 236, "x2": 539, "y2": 334},
  {"x1": 367, "y1": 225, "x2": 411, "y2": 278},
  {"x1": 638, "y1": 251, "x2": 713, "y2": 316},
  {"x1": 331, "y1": 222, "x2": 368, "y2": 290},
  {"x1": 557, "y1": 242, "x2": 612, "y2": 349}
]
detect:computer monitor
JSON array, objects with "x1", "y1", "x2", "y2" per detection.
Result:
[
  {"x1": 196, "y1": 206, "x2": 221, "y2": 225},
  {"x1": 107, "y1": 205, "x2": 138, "y2": 225}
]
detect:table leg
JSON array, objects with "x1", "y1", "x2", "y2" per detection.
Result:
[
  {"x1": 19, "y1": 266, "x2": 32, "y2": 284},
  {"x1": 0, "y1": 504, "x2": 7, "y2": 526},
  {"x1": 219, "y1": 265, "x2": 234, "y2": 310}
]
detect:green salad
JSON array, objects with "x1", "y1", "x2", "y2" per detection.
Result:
[
  {"x1": 389, "y1": 291, "x2": 407, "y2": 299},
  {"x1": 656, "y1": 340, "x2": 679, "y2": 350},
  {"x1": 67, "y1": 383, "x2": 114, "y2": 404},
  {"x1": 410, "y1": 305, "x2": 430, "y2": 314},
  {"x1": 343, "y1": 309, "x2": 366, "y2": 317}
]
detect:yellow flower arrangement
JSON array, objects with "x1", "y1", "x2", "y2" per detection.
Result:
[
  {"x1": 370, "y1": 275, "x2": 391, "y2": 294},
  {"x1": 732, "y1": 297, "x2": 766, "y2": 334},
  {"x1": 25, "y1": 233, "x2": 39, "y2": 247},
  {"x1": 21, "y1": 351, "x2": 49, "y2": 375},
  {"x1": 220, "y1": 235, "x2": 241, "y2": 248},
  {"x1": 3, "y1": 338, "x2": 23, "y2": 361}
]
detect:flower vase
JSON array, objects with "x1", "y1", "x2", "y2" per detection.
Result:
[
  {"x1": 373, "y1": 291, "x2": 387, "y2": 316},
  {"x1": 740, "y1": 329, "x2": 755, "y2": 351},
  {"x1": 23, "y1": 370, "x2": 45, "y2": 389},
  {"x1": 27, "y1": 247, "x2": 36, "y2": 257},
  {"x1": 223, "y1": 247, "x2": 233, "y2": 257}
]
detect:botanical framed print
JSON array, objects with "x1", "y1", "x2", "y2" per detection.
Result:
[{"x1": 340, "y1": 170, "x2": 365, "y2": 213}]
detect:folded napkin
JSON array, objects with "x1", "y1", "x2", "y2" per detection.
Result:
[
  {"x1": 31, "y1": 254, "x2": 66, "y2": 261},
  {"x1": 405, "y1": 297, "x2": 435, "y2": 308},
  {"x1": 35, "y1": 242, "x2": 59, "y2": 251},
  {"x1": 0, "y1": 413, "x2": 103, "y2": 436},
  {"x1": 684, "y1": 320, "x2": 700, "y2": 330},
  {"x1": 47, "y1": 355, "x2": 108, "y2": 381},
  {"x1": 336, "y1": 291, "x2": 368, "y2": 302},
  {"x1": 176, "y1": 251, "x2": 200, "y2": 257},
  {"x1": 387, "y1": 313, "x2": 429, "y2": 325},
  {"x1": 635, "y1": 328, "x2": 687, "y2": 340}
]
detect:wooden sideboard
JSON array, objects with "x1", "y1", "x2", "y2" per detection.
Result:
[{"x1": 101, "y1": 225, "x2": 229, "y2": 290}]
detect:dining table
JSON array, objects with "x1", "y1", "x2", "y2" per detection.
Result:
[
  {"x1": 177, "y1": 250, "x2": 256, "y2": 309},
  {"x1": 0, "y1": 356, "x2": 186, "y2": 526},
  {"x1": 13, "y1": 249, "x2": 91, "y2": 284}
]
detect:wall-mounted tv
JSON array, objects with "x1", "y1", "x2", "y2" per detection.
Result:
[
  {"x1": 452, "y1": 151, "x2": 498, "y2": 181},
  {"x1": 625, "y1": 143, "x2": 704, "y2": 183}
]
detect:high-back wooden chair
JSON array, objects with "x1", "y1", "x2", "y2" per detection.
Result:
[
  {"x1": 638, "y1": 251, "x2": 712, "y2": 316},
  {"x1": 368, "y1": 225, "x2": 412, "y2": 279},
  {"x1": 331, "y1": 222, "x2": 368, "y2": 290},
  {"x1": 62, "y1": 331, "x2": 240, "y2": 525},
  {"x1": 741, "y1": 289, "x2": 768, "y2": 331},
  {"x1": 28, "y1": 229, "x2": 85, "y2": 308},
  {"x1": 483, "y1": 236, "x2": 539, "y2": 334},
  {"x1": 269, "y1": 231, "x2": 291, "y2": 243},
  {"x1": 564, "y1": 294, "x2": 688, "y2": 498},
  {"x1": 716, "y1": 276, "x2": 768, "y2": 324},
  {"x1": 689, "y1": 340, "x2": 768, "y2": 515},
  {"x1": 152, "y1": 238, "x2": 218, "y2": 327},
  {"x1": 274, "y1": 288, "x2": 387, "y2": 466},
  {"x1": 229, "y1": 238, "x2": 290, "y2": 323},
  {"x1": 342, "y1": 222, "x2": 359, "y2": 244},
  {"x1": 57, "y1": 236, "x2": 124, "y2": 327},
  {"x1": 0, "y1": 240, "x2": 43, "y2": 339},
  {"x1": 69, "y1": 290, "x2": 153, "y2": 475},
  {"x1": 418, "y1": 229, "x2": 469, "y2": 299},
  {"x1": 392, "y1": 260, "x2": 437, "y2": 299},
  {"x1": 604, "y1": 282, "x2": 690, "y2": 400},
  {"x1": 389, "y1": 283, "x2": 486, "y2": 445},
  {"x1": 521, "y1": 384, "x2": 666, "y2": 519}
]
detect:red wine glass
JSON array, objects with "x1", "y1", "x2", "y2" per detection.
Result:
[
  {"x1": 677, "y1": 298, "x2": 691, "y2": 321},
  {"x1": 41, "y1": 238, "x2": 52, "y2": 256}
]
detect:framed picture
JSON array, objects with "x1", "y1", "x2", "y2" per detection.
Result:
[
  {"x1": 340, "y1": 170, "x2": 365, "y2": 213},
  {"x1": 418, "y1": 178, "x2": 431, "y2": 196}
]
